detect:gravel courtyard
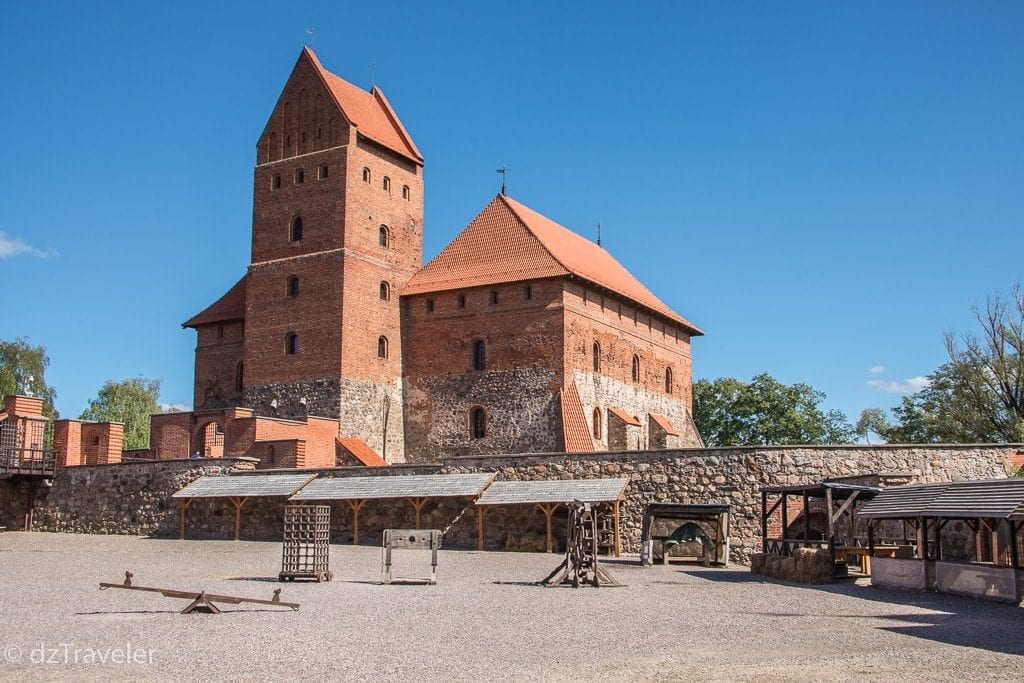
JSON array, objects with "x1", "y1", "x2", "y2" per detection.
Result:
[{"x1": 1, "y1": 532, "x2": 1022, "y2": 681}]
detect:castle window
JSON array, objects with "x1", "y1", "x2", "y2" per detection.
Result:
[
  {"x1": 402, "y1": 185, "x2": 410, "y2": 200},
  {"x1": 235, "y1": 361, "x2": 244, "y2": 392},
  {"x1": 286, "y1": 333, "x2": 299, "y2": 355},
  {"x1": 294, "y1": 168, "x2": 304, "y2": 184},
  {"x1": 272, "y1": 174, "x2": 281, "y2": 189},
  {"x1": 363, "y1": 167, "x2": 371, "y2": 183},
  {"x1": 379, "y1": 281, "x2": 390, "y2": 301},
  {"x1": 378, "y1": 336, "x2": 389, "y2": 359},
  {"x1": 317, "y1": 127, "x2": 322, "y2": 139},
  {"x1": 665, "y1": 368, "x2": 674, "y2": 394},
  {"x1": 592, "y1": 342, "x2": 601, "y2": 373},
  {"x1": 525, "y1": 284, "x2": 533, "y2": 300},
  {"x1": 470, "y1": 407, "x2": 487, "y2": 439},
  {"x1": 266, "y1": 445, "x2": 275, "y2": 468},
  {"x1": 490, "y1": 289, "x2": 499, "y2": 305},
  {"x1": 288, "y1": 276, "x2": 300, "y2": 297},
  {"x1": 458, "y1": 293, "x2": 466, "y2": 309},
  {"x1": 631, "y1": 355, "x2": 641, "y2": 382},
  {"x1": 472, "y1": 340, "x2": 486, "y2": 371},
  {"x1": 318, "y1": 164, "x2": 329, "y2": 180},
  {"x1": 592, "y1": 408, "x2": 602, "y2": 440},
  {"x1": 383, "y1": 176, "x2": 391, "y2": 192},
  {"x1": 426, "y1": 298, "x2": 434, "y2": 313},
  {"x1": 290, "y1": 216, "x2": 303, "y2": 242},
  {"x1": 378, "y1": 225, "x2": 390, "y2": 248}
]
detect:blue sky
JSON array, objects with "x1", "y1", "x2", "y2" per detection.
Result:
[{"x1": 2, "y1": 2, "x2": 1022, "y2": 426}]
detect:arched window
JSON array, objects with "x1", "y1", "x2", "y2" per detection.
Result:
[
  {"x1": 379, "y1": 281, "x2": 390, "y2": 301},
  {"x1": 318, "y1": 164, "x2": 329, "y2": 179},
  {"x1": 383, "y1": 176, "x2": 391, "y2": 192},
  {"x1": 235, "y1": 362, "x2": 244, "y2": 392},
  {"x1": 592, "y1": 408, "x2": 602, "y2": 440},
  {"x1": 378, "y1": 336, "x2": 389, "y2": 359},
  {"x1": 402, "y1": 185, "x2": 410, "y2": 200},
  {"x1": 272, "y1": 174, "x2": 281, "y2": 189},
  {"x1": 472, "y1": 339, "x2": 486, "y2": 371},
  {"x1": 287, "y1": 276, "x2": 299, "y2": 297},
  {"x1": 631, "y1": 354, "x2": 640, "y2": 382},
  {"x1": 362, "y1": 167, "x2": 371, "y2": 183},
  {"x1": 457, "y1": 293, "x2": 466, "y2": 309},
  {"x1": 290, "y1": 216, "x2": 303, "y2": 242},
  {"x1": 470, "y1": 407, "x2": 487, "y2": 439},
  {"x1": 294, "y1": 168, "x2": 304, "y2": 184},
  {"x1": 592, "y1": 342, "x2": 601, "y2": 373},
  {"x1": 286, "y1": 333, "x2": 299, "y2": 355},
  {"x1": 378, "y1": 225, "x2": 390, "y2": 248},
  {"x1": 665, "y1": 367, "x2": 674, "y2": 394}
]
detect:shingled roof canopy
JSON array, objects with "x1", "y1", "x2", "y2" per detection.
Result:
[{"x1": 402, "y1": 194, "x2": 702, "y2": 335}]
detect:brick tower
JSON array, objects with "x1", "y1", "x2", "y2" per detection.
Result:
[{"x1": 186, "y1": 48, "x2": 423, "y2": 462}]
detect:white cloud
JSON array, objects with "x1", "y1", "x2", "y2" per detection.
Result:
[
  {"x1": 160, "y1": 402, "x2": 192, "y2": 413},
  {"x1": 868, "y1": 365, "x2": 886, "y2": 375},
  {"x1": 867, "y1": 376, "x2": 931, "y2": 394},
  {"x1": 0, "y1": 231, "x2": 57, "y2": 259}
]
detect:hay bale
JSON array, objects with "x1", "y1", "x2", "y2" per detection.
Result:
[{"x1": 750, "y1": 549, "x2": 834, "y2": 584}]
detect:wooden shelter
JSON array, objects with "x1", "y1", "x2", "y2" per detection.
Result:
[
  {"x1": 640, "y1": 503, "x2": 732, "y2": 566},
  {"x1": 475, "y1": 479, "x2": 629, "y2": 555},
  {"x1": 172, "y1": 473, "x2": 316, "y2": 540}
]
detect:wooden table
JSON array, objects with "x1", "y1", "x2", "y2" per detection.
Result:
[{"x1": 835, "y1": 546, "x2": 900, "y2": 575}]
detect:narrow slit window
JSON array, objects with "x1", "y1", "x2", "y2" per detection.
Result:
[
  {"x1": 379, "y1": 225, "x2": 390, "y2": 248},
  {"x1": 458, "y1": 293, "x2": 466, "y2": 309},
  {"x1": 380, "y1": 281, "x2": 390, "y2": 301},
  {"x1": 402, "y1": 185, "x2": 410, "y2": 200},
  {"x1": 362, "y1": 167, "x2": 371, "y2": 183},
  {"x1": 272, "y1": 174, "x2": 281, "y2": 189},
  {"x1": 288, "y1": 276, "x2": 299, "y2": 297},
  {"x1": 470, "y1": 407, "x2": 486, "y2": 439},
  {"x1": 294, "y1": 168, "x2": 304, "y2": 184},
  {"x1": 592, "y1": 408, "x2": 602, "y2": 440},
  {"x1": 286, "y1": 333, "x2": 299, "y2": 355},
  {"x1": 472, "y1": 340, "x2": 486, "y2": 371},
  {"x1": 593, "y1": 342, "x2": 601, "y2": 373},
  {"x1": 290, "y1": 216, "x2": 303, "y2": 242},
  {"x1": 426, "y1": 298, "x2": 435, "y2": 313},
  {"x1": 383, "y1": 176, "x2": 391, "y2": 192},
  {"x1": 378, "y1": 336, "x2": 389, "y2": 359},
  {"x1": 631, "y1": 355, "x2": 641, "y2": 382}
]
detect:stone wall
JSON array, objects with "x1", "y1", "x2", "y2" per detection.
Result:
[
  {"x1": 0, "y1": 458, "x2": 256, "y2": 536},
  {"x1": 3, "y1": 445, "x2": 1019, "y2": 563}
]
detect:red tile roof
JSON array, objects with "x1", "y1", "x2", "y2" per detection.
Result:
[
  {"x1": 648, "y1": 413, "x2": 679, "y2": 436},
  {"x1": 336, "y1": 437, "x2": 388, "y2": 467},
  {"x1": 183, "y1": 275, "x2": 247, "y2": 328},
  {"x1": 560, "y1": 381, "x2": 595, "y2": 453},
  {"x1": 608, "y1": 408, "x2": 641, "y2": 427},
  {"x1": 403, "y1": 194, "x2": 702, "y2": 335},
  {"x1": 304, "y1": 48, "x2": 422, "y2": 164}
]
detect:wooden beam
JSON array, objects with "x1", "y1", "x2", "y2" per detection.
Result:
[
  {"x1": 477, "y1": 506, "x2": 486, "y2": 551},
  {"x1": 916, "y1": 517, "x2": 927, "y2": 560},
  {"x1": 345, "y1": 499, "x2": 367, "y2": 545},
  {"x1": 803, "y1": 492, "x2": 811, "y2": 548},
  {"x1": 179, "y1": 498, "x2": 194, "y2": 540},
  {"x1": 408, "y1": 497, "x2": 428, "y2": 529},
  {"x1": 1009, "y1": 521, "x2": 1020, "y2": 569},
  {"x1": 831, "y1": 491, "x2": 861, "y2": 525},
  {"x1": 761, "y1": 491, "x2": 768, "y2": 552},
  {"x1": 613, "y1": 499, "x2": 622, "y2": 558},
  {"x1": 781, "y1": 495, "x2": 789, "y2": 543},
  {"x1": 535, "y1": 503, "x2": 560, "y2": 553},
  {"x1": 825, "y1": 487, "x2": 835, "y2": 555},
  {"x1": 229, "y1": 497, "x2": 248, "y2": 541}
]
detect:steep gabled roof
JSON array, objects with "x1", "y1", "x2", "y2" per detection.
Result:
[
  {"x1": 183, "y1": 275, "x2": 247, "y2": 328},
  {"x1": 336, "y1": 437, "x2": 388, "y2": 467},
  {"x1": 560, "y1": 381, "x2": 595, "y2": 453},
  {"x1": 303, "y1": 48, "x2": 422, "y2": 164},
  {"x1": 403, "y1": 194, "x2": 702, "y2": 334}
]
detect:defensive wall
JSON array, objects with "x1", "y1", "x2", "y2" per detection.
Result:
[{"x1": 1, "y1": 445, "x2": 1019, "y2": 561}]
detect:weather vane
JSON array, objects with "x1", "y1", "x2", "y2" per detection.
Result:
[
  {"x1": 305, "y1": 27, "x2": 316, "y2": 46},
  {"x1": 496, "y1": 167, "x2": 509, "y2": 196}
]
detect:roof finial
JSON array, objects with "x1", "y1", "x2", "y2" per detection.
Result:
[
  {"x1": 595, "y1": 222, "x2": 601, "y2": 246},
  {"x1": 496, "y1": 167, "x2": 509, "y2": 196},
  {"x1": 370, "y1": 61, "x2": 376, "y2": 90},
  {"x1": 304, "y1": 27, "x2": 316, "y2": 46}
]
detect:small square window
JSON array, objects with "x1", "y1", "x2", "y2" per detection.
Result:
[{"x1": 318, "y1": 164, "x2": 329, "y2": 180}]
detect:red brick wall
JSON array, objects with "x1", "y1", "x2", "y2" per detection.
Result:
[
  {"x1": 53, "y1": 420, "x2": 82, "y2": 467},
  {"x1": 193, "y1": 320, "x2": 245, "y2": 409},
  {"x1": 149, "y1": 412, "x2": 192, "y2": 459}
]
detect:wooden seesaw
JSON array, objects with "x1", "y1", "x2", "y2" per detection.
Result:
[{"x1": 99, "y1": 572, "x2": 300, "y2": 614}]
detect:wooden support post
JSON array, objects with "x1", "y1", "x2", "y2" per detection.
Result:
[
  {"x1": 917, "y1": 518, "x2": 927, "y2": 560},
  {"x1": 613, "y1": 499, "x2": 621, "y2": 558},
  {"x1": 802, "y1": 492, "x2": 811, "y2": 550},
  {"x1": 761, "y1": 491, "x2": 768, "y2": 553},
  {"x1": 867, "y1": 520, "x2": 875, "y2": 554},
  {"x1": 477, "y1": 506, "x2": 486, "y2": 551},
  {"x1": 780, "y1": 494, "x2": 789, "y2": 547},
  {"x1": 1009, "y1": 521, "x2": 1020, "y2": 569},
  {"x1": 179, "y1": 498, "x2": 194, "y2": 540},
  {"x1": 825, "y1": 488, "x2": 835, "y2": 556},
  {"x1": 408, "y1": 498, "x2": 428, "y2": 529},
  {"x1": 229, "y1": 497, "x2": 248, "y2": 541},
  {"x1": 536, "y1": 503, "x2": 560, "y2": 553},
  {"x1": 346, "y1": 499, "x2": 367, "y2": 545},
  {"x1": 934, "y1": 518, "x2": 943, "y2": 562}
]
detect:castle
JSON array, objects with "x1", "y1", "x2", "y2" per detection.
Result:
[{"x1": 146, "y1": 47, "x2": 703, "y2": 466}]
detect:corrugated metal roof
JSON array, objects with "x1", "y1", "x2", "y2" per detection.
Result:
[
  {"x1": 172, "y1": 473, "x2": 316, "y2": 499},
  {"x1": 476, "y1": 478, "x2": 629, "y2": 505},
  {"x1": 857, "y1": 483, "x2": 951, "y2": 519},
  {"x1": 857, "y1": 478, "x2": 1024, "y2": 520},
  {"x1": 289, "y1": 473, "x2": 494, "y2": 501}
]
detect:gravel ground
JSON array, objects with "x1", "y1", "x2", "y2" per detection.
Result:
[{"x1": 1, "y1": 532, "x2": 1023, "y2": 681}]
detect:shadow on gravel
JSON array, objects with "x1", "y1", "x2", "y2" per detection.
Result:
[{"x1": 683, "y1": 569, "x2": 1024, "y2": 657}]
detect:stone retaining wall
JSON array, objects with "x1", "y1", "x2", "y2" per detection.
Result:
[{"x1": 1, "y1": 444, "x2": 1018, "y2": 562}]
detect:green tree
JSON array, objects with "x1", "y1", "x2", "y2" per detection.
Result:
[
  {"x1": 861, "y1": 284, "x2": 1024, "y2": 444},
  {"x1": 693, "y1": 373, "x2": 854, "y2": 446},
  {"x1": 80, "y1": 376, "x2": 163, "y2": 450},
  {"x1": 0, "y1": 337, "x2": 58, "y2": 418}
]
